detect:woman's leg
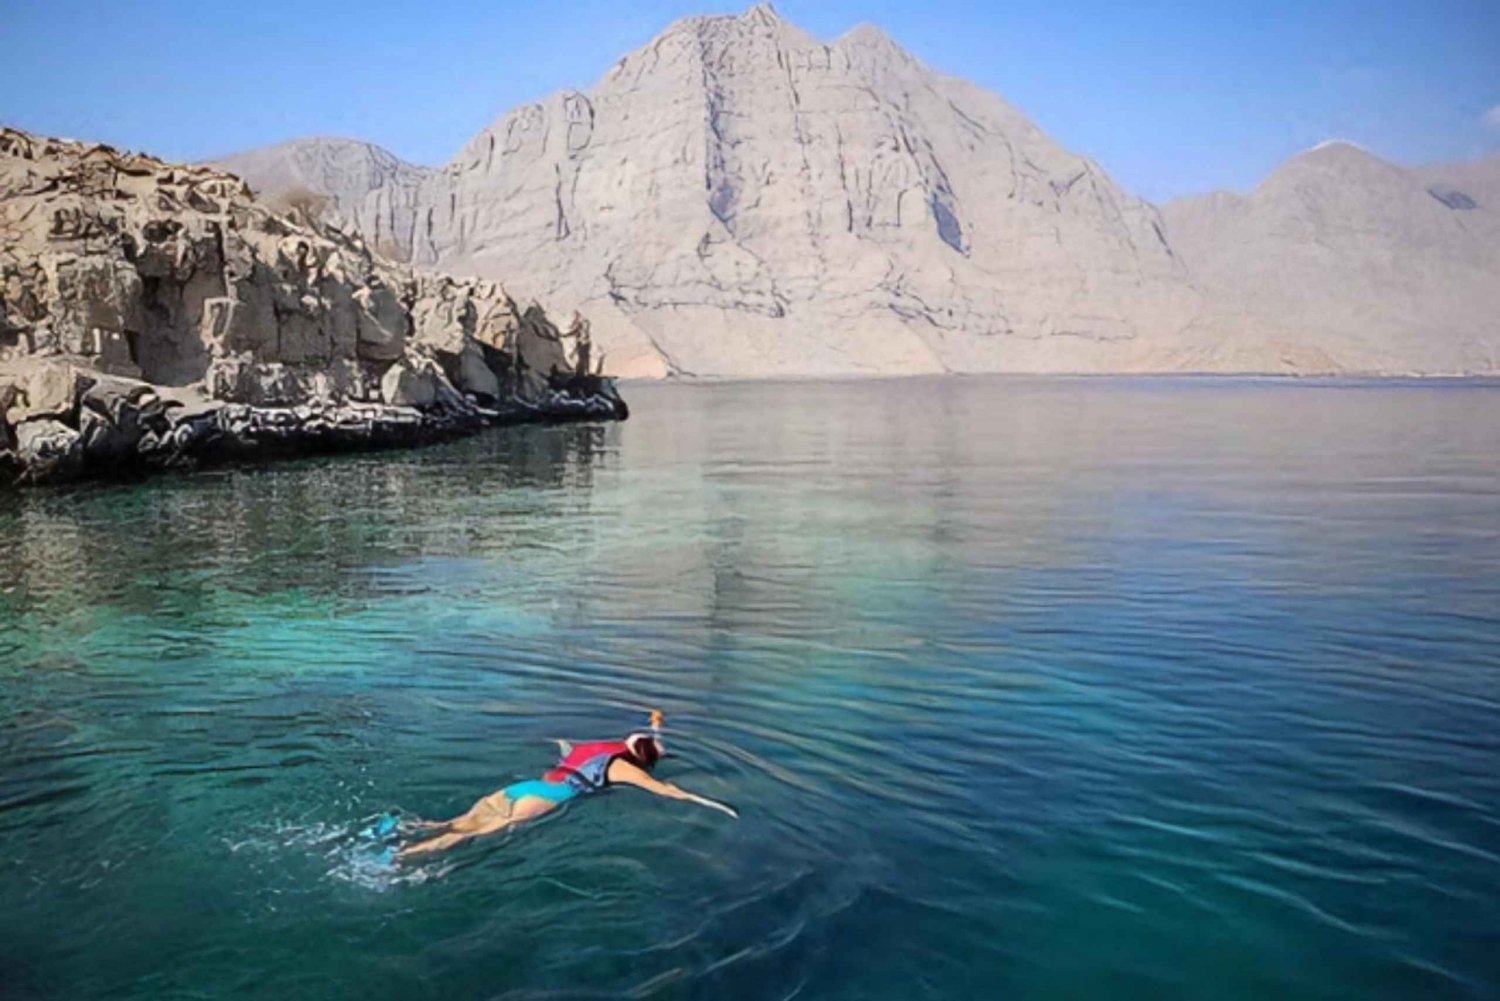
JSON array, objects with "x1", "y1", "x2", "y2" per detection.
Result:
[
  {"x1": 398, "y1": 794, "x2": 558, "y2": 857},
  {"x1": 396, "y1": 791, "x2": 509, "y2": 854}
]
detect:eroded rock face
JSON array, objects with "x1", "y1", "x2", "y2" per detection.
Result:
[
  {"x1": 221, "y1": 5, "x2": 1203, "y2": 378},
  {"x1": 0, "y1": 128, "x2": 626, "y2": 485}
]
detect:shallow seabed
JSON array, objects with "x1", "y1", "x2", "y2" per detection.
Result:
[{"x1": 2, "y1": 377, "x2": 1499, "y2": 1000}]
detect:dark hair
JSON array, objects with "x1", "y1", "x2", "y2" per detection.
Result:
[{"x1": 625, "y1": 734, "x2": 661, "y2": 770}]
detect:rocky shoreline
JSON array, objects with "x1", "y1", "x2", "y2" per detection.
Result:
[
  {"x1": 0, "y1": 361, "x2": 625, "y2": 487},
  {"x1": 0, "y1": 127, "x2": 628, "y2": 488}
]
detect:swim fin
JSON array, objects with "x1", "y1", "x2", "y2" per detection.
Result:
[{"x1": 361, "y1": 812, "x2": 401, "y2": 840}]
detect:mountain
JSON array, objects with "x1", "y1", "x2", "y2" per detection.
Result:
[
  {"x1": 215, "y1": 5, "x2": 1500, "y2": 378},
  {"x1": 209, "y1": 137, "x2": 433, "y2": 257},
  {"x1": 1161, "y1": 143, "x2": 1500, "y2": 374},
  {"x1": 215, "y1": 5, "x2": 1203, "y2": 378}
]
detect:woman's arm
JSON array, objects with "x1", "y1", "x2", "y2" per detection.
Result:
[{"x1": 607, "y1": 759, "x2": 739, "y2": 819}]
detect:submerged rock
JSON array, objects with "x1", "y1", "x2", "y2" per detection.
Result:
[{"x1": 0, "y1": 127, "x2": 627, "y2": 486}]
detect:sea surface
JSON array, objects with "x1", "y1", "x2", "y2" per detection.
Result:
[{"x1": 2, "y1": 377, "x2": 1499, "y2": 1001}]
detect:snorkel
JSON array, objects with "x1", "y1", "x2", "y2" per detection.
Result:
[{"x1": 627, "y1": 708, "x2": 666, "y2": 768}]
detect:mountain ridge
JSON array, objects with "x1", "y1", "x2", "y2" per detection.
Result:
[{"x1": 211, "y1": 5, "x2": 1500, "y2": 378}]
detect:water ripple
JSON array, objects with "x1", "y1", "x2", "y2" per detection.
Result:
[{"x1": 2, "y1": 379, "x2": 1499, "y2": 1000}]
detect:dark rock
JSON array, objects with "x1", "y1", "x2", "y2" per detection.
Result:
[{"x1": 1427, "y1": 187, "x2": 1478, "y2": 211}]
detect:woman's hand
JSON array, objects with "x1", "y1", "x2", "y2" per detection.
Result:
[{"x1": 685, "y1": 792, "x2": 739, "y2": 819}]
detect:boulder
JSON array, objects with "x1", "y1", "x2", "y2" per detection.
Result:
[
  {"x1": 354, "y1": 282, "x2": 407, "y2": 361},
  {"x1": 409, "y1": 281, "x2": 473, "y2": 357},
  {"x1": 81, "y1": 372, "x2": 155, "y2": 421},
  {"x1": 379, "y1": 362, "x2": 438, "y2": 408},
  {"x1": 77, "y1": 405, "x2": 136, "y2": 461},
  {"x1": 4, "y1": 361, "x2": 80, "y2": 425},
  {"x1": 429, "y1": 368, "x2": 469, "y2": 411},
  {"x1": 14, "y1": 418, "x2": 82, "y2": 478},
  {"x1": 454, "y1": 342, "x2": 501, "y2": 399},
  {"x1": 514, "y1": 305, "x2": 575, "y2": 379}
]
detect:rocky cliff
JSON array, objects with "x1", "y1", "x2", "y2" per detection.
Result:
[
  {"x1": 218, "y1": 5, "x2": 1499, "y2": 379},
  {"x1": 0, "y1": 127, "x2": 626, "y2": 486},
  {"x1": 218, "y1": 5, "x2": 1201, "y2": 378}
]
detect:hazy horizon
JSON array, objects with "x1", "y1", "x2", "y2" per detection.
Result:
[{"x1": 3, "y1": 0, "x2": 1498, "y2": 201}]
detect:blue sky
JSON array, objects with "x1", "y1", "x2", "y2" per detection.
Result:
[{"x1": 2, "y1": 0, "x2": 1497, "y2": 200}]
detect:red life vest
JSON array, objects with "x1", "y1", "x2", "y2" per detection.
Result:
[{"x1": 544, "y1": 740, "x2": 629, "y2": 791}]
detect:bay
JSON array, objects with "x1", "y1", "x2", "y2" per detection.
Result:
[{"x1": 2, "y1": 377, "x2": 1498, "y2": 1000}]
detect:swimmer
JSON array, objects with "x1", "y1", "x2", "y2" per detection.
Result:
[{"x1": 397, "y1": 712, "x2": 735, "y2": 857}]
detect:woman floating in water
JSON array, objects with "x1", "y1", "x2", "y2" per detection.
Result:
[{"x1": 398, "y1": 711, "x2": 736, "y2": 857}]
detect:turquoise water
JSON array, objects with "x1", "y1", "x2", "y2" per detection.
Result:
[{"x1": 2, "y1": 377, "x2": 1499, "y2": 1000}]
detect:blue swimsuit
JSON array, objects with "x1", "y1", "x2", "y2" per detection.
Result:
[{"x1": 502, "y1": 779, "x2": 577, "y2": 804}]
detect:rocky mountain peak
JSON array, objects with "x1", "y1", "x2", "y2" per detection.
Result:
[
  {"x1": 209, "y1": 137, "x2": 433, "y2": 258},
  {"x1": 208, "y1": 7, "x2": 1499, "y2": 379},
  {"x1": 742, "y1": 2, "x2": 783, "y2": 26},
  {"x1": 834, "y1": 22, "x2": 904, "y2": 55},
  {"x1": 1254, "y1": 140, "x2": 1445, "y2": 228},
  {"x1": 211, "y1": 136, "x2": 430, "y2": 197},
  {"x1": 649, "y1": 2, "x2": 807, "y2": 49},
  {"x1": 1269, "y1": 139, "x2": 1404, "y2": 185}
]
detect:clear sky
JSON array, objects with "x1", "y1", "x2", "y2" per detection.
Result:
[{"x1": 2, "y1": 0, "x2": 1497, "y2": 201}]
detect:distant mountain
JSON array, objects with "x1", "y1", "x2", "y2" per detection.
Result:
[
  {"x1": 215, "y1": 5, "x2": 1500, "y2": 378},
  {"x1": 1161, "y1": 143, "x2": 1500, "y2": 374},
  {"x1": 209, "y1": 137, "x2": 432, "y2": 257}
]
